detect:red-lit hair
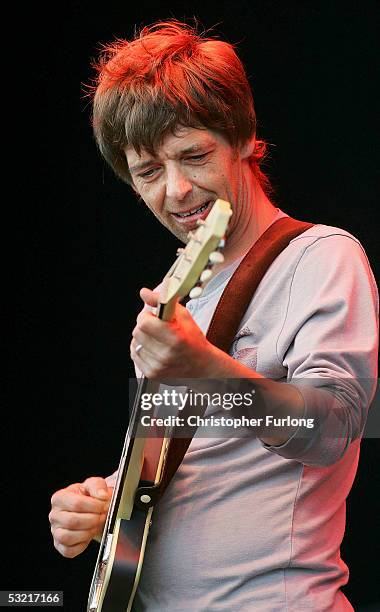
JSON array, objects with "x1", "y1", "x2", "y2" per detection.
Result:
[{"x1": 91, "y1": 20, "x2": 270, "y2": 191}]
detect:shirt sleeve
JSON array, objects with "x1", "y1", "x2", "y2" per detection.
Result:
[{"x1": 262, "y1": 233, "x2": 379, "y2": 466}]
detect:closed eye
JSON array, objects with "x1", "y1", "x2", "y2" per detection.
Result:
[
  {"x1": 186, "y1": 153, "x2": 208, "y2": 162},
  {"x1": 138, "y1": 167, "x2": 159, "y2": 179}
]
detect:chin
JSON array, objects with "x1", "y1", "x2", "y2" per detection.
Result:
[{"x1": 164, "y1": 223, "x2": 187, "y2": 243}]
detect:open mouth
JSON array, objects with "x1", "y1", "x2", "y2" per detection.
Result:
[{"x1": 172, "y1": 201, "x2": 213, "y2": 221}]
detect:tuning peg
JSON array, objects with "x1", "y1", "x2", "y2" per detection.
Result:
[
  {"x1": 209, "y1": 251, "x2": 224, "y2": 264},
  {"x1": 189, "y1": 286, "x2": 203, "y2": 299},
  {"x1": 176, "y1": 247, "x2": 193, "y2": 262},
  {"x1": 187, "y1": 230, "x2": 202, "y2": 244},
  {"x1": 218, "y1": 238, "x2": 226, "y2": 249},
  {"x1": 200, "y1": 269, "x2": 213, "y2": 282}
]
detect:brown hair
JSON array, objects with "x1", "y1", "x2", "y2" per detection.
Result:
[{"x1": 91, "y1": 20, "x2": 271, "y2": 192}]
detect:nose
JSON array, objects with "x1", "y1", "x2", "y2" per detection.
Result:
[{"x1": 165, "y1": 165, "x2": 192, "y2": 202}]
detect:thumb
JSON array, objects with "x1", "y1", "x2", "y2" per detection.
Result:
[
  {"x1": 140, "y1": 287, "x2": 160, "y2": 308},
  {"x1": 81, "y1": 476, "x2": 110, "y2": 500}
]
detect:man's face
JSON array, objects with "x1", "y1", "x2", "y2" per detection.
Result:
[{"x1": 125, "y1": 126, "x2": 253, "y2": 244}]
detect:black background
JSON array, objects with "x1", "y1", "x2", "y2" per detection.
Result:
[{"x1": 4, "y1": 1, "x2": 379, "y2": 610}]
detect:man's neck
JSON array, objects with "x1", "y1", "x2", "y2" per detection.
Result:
[{"x1": 219, "y1": 178, "x2": 279, "y2": 270}]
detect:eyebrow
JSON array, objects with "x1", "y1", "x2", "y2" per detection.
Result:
[{"x1": 128, "y1": 143, "x2": 213, "y2": 174}]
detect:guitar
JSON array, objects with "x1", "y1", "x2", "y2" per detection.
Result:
[{"x1": 87, "y1": 199, "x2": 232, "y2": 612}]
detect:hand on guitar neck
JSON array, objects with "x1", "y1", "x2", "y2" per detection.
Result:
[
  {"x1": 49, "y1": 477, "x2": 113, "y2": 558},
  {"x1": 130, "y1": 287, "x2": 220, "y2": 380}
]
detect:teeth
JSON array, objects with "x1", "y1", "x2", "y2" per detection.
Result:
[{"x1": 176, "y1": 202, "x2": 209, "y2": 218}]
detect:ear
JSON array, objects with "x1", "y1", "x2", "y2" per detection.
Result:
[{"x1": 239, "y1": 136, "x2": 256, "y2": 160}]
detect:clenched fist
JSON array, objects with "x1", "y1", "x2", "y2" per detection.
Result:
[{"x1": 49, "y1": 477, "x2": 112, "y2": 558}]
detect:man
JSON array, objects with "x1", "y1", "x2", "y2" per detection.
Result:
[{"x1": 49, "y1": 21, "x2": 378, "y2": 610}]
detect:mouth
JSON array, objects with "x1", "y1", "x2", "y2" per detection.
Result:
[{"x1": 171, "y1": 200, "x2": 213, "y2": 223}]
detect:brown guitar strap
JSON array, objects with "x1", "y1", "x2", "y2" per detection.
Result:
[{"x1": 137, "y1": 216, "x2": 314, "y2": 507}]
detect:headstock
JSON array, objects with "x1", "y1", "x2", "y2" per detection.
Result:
[{"x1": 158, "y1": 199, "x2": 232, "y2": 320}]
